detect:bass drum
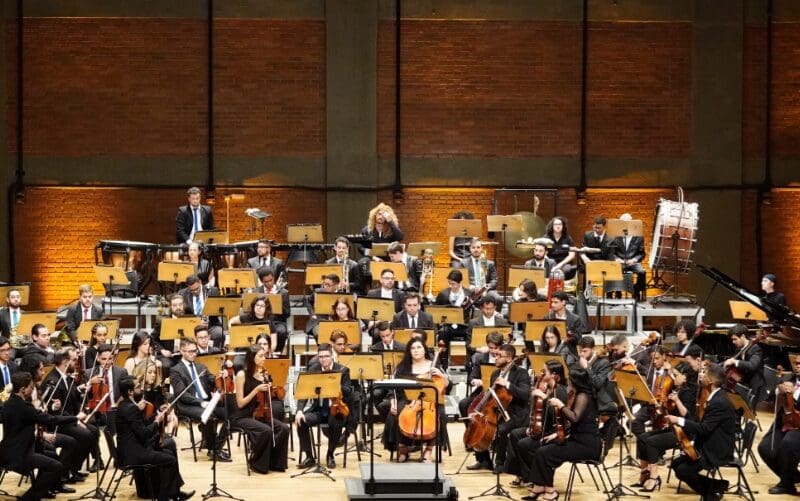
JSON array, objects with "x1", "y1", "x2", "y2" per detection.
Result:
[{"x1": 649, "y1": 199, "x2": 699, "y2": 273}]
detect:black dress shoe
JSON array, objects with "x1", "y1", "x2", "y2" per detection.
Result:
[
  {"x1": 326, "y1": 455, "x2": 336, "y2": 469},
  {"x1": 176, "y1": 489, "x2": 196, "y2": 501},
  {"x1": 466, "y1": 461, "x2": 493, "y2": 471},
  {"x1": 769, "y1": 484, "x2": 798, "y2": 495},
  {"x1": 297, "y1": 457, "x2": 315, "y2": 468},
  {"x1": 74, "y1": 470, "x2": 90, "y2": 478},
  {"x1": 206, "y1": 451, "x2": 232, "y2": 463},
  {"x1": 492, "y1": 463, "x2": 505, "y2": 474},
  {"x1": 55, "y1": 485, "x2": 77, "y2": 494}
]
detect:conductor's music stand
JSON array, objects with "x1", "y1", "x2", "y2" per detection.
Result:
[
  {"x1": 509, "y1": 301, "x2": 549, "y2": 323},
  {"x1": 194, "y1": 230, "x2": 229, "y2": 245},
  {"x1": 486, "y1": 214, "x2": 524, "y2": 296},
  {"x1": 228, "y1": 324, "x2": 270, "y2": 349},
  {"x1": 291, "y1": 371, "x2": 343, "y2": 481},
  {"x1": 93, "y1": 265, "x2": 130, "y2": 316},
  {"x1": 218, "y1": 269, "x2": 257, "y2": 294},
  {"x1": 585, "y1": 261, "x2": 623, "y2": 345},
  {"x1": 157, "y1": 261, "x2": 195, "y2": 293},
  {"x1": 608, "y1": 370, "x2": 652, "y2": 498}
]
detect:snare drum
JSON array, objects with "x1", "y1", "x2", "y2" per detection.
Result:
[{"x1": 649, "y1": 199, "x2": 699, "y2": 273}]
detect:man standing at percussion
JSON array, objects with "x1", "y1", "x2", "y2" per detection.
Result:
[
  {"x1": 64, "y1": 284, "x2": 103, "y2": 346},
  {"x1": 0, "y1": 288, "x2": 24, "y2": 345},
  {"x1": 611, "y1": 213, "x2": 647, "y2": 302},
  {"x1": 175, "y1": 186, "x2": 214, "y2": 244}
]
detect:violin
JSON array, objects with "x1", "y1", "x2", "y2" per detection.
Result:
[
  {"x1": 649, "y1": 371, "x2": 675, "y2": 430},
  {"x1": 87, "y1": 368, "x2": 111, "y2": 414},
  {"x1": 330, "y1": 391, "x2": 350, "y2": 419},
  {"x1": 555, "y1": 389, "x2": 576, "y2": 444},
  {"x1": 695, "y1": 362, "x2": 711, "y2": 420},
  {"x1": 215, "y1": 355, "x2": 236, "y2": 394},
  {"x1": 253, "y1": 370, "x2": 273, "y2": 423},
  {"x1": 775, "y1": 366, "x2": 800, "y2": 432},
  {"x1": 527, "y1": 369, "x2": 551, "y2": 437},
  {"x1": 673, "y1": 424, "x2": 698, "y2": 460},
  {"x1": 463, "y1": 351, "x2": 526, "y2": 451},
  {"x1": 399, "y1": 341, "x2": 446, "y2": 441}
]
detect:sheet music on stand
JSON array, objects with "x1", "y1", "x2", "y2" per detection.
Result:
[{"x1": 245, "y1": 208, "x2": 270, "y2": 220}]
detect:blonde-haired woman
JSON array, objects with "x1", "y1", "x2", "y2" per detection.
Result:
[
  {"x1": 131, "y1": 359, "x2": 178, "y2": 435},
  {"x1": 363, "y1": 203, "x2": 404, "y2": 243}
]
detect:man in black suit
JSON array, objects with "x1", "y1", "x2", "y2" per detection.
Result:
[
  {"x1": 170, "y1": 337, "x2": 230, "y2": 462},
  {"x1": 247, "y1": 239, "x2": 285, "y2": 278},
  {"x1": 0, "y1": 336, "x2": 14, "y2": 421},
  {"x1": 116, "y1": 375, "x2": 194, "y2": 501},
  {"x1": 254, "y1": 267, "x2": 291, "y2": 352},
  {"x1": 194, "y1": 324, "x2": 222, "y2": 356},
  {"x1": 458, "y1": 331, "x2": 505, "y2": 432},
  {"x1": 21, "y1": 323, "x2": 55, "y2": 364},
  {"x1": 465, "y1": 344, "x2": 530, "y2": 473},
  {"x1": 367, "y1": 267, "x2": 404, "y2": 315},
  {"x1": 390, "y1": 292, "x2": 434, "y2": 330},
  {"x1": 63, "y1": 284, "x2": 104, "y2": 345},
  {"x1": 580, "y1": 216, "x2": 615, "y2": 264},
  {"x1": 468, "y1": 296, "x2": 510, "y2": 342},
  {"x1": 0, "y1": 371, "x2": 83, "y2": 501},
  {"x1": 178, "y1": 274, "x2": 224, "y2": 349},
  {"x1": 42, "y1": 348, "x2": 98, "y2": 482},
  {"x1": 524, "y1": 242, "x2": 556, "y2": 278},
  {"x1": 387, "y1": 242, "x2": 420, "y2": 291},
  {"x1": 0, "y1": 287, "x2": 24, "y2": 345},
  {"x1": 723, "y1": 323, "x2": 766, "y2": 409},
  {"x1": 326, "y1": 236, "x2": 363, "y2": 294},
  {"x1": 668, "y1": 363, "x2": 738, "y2": 501},
  {"x1": 578, "y1": 336, "x2": 620, "y2": 453},
  {"x1": 369, "y1": 321, "x2": 405, "y2": 352},
  {"x1": 294, "y1": 343, "x2": 353, "y2": 469},
  {"x1": 546, "y1": 291, "x2": 588, "y2": 348},
  {"x1": 459, "y1": 237, "x2": 498, "y2": 293},
  {"x1": 84, "y1": 344, "x2": 128, "y2": 434},
  {"x1": 175, "y1": 186, "x2": 214, "y2": 244},
  {"x1": 611, "y1": 213, "x2": 647, "y2": 301}
]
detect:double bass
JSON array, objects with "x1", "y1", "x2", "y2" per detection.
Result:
[
  {"x1": 398, "y1": 341, "x2": 447, "y2": 442},
  {"x1": 462, "y1": 352, "x2": 525, "y2": 451}
]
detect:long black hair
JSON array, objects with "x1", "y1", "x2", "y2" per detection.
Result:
[{"x1": 395, "y1": 338, "x2": 431, "y2": 377}]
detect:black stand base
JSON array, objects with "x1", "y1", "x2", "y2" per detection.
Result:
[
  {"x1": 291, "y1": 461, "x2": 336, "y2": 482},
  {"x1": 202, "y1": 484, "x2": 244, "y2": 501},
  {"x1": 468, "y1": 473, "x2": 516, "y2": 500},
  {"x1": 68, "y1": 461, "x2": 111, "y2": 501},
  {"x1": 607, "y1": 483, "x2": 650, "y2": 499}
]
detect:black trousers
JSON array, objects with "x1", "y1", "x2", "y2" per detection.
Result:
[
  {"x1": 176, "y1": 403, "x2": 228, "y2": 452},
  {"x1": 232, "y1": 416, "x2": 290, "y2": 473},
  {"x1": 636, "y1": 428, "x2": 678, "y2": 464},
  {"x1": 475, "y1": 419, "x2": 516, "y2": 466},
  {"x1": 672, "y1": 454, "x2": 726, "y2": 496},
  {"x1": 630, "y1": 404, "x2": 651, "y2": 437},
  {"x1": 124, "y1": 438, "x2": 183, "y2": 501},
  {"x1": 757, "y1": 426, "x2": 800, "y2": 488},
  {"x1": 505, "y1": 426, "x2": 548, "y2": 481},
  {"x1": 17, "y1": 449, "x2": 66, "y2": 501},
  {"x1": 58, "y1": 422, "x2": 98, "y2": 472},
  {"x1": 298, "y1": 411, "x2": 346, "y2": 459},
  {"x1": 530, "y1": 433, "x2": 602, "y2": 487}
]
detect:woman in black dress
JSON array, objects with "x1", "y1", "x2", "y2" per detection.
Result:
[
  {"x1": 528, "y1": 367, "x2": 602, "y2": 500},
  {"x1": 544, "y1": 217, "x2": 577, "y2": 280},
  {"x1": 232, "y1": 345, "x2": 290, "y2": 474}
]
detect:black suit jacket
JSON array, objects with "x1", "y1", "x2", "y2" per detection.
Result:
[
  {"x1": 736, "y1": 343, "x2": 766, "y2": 400},
  {"x1": 490, "y1": 364, "x2": 531, "y2": 426},
  {"x1": 84, "y1": 365, "x2": 128, "y2": 408},
  {"x1": 178, "y1": 286, "x2": 222, "y2": 327},
  {"x1": 587, "y1": 356, "x2": 618, "y2": 414},
  {"x1": 370, "y1": 340, "x2": 405, "y2": 352},
  {"x1": 398, "y1": 255, "x2": 421, "y2": 290},
  {"x1": 434, "y1": 287, "x2": 474, "y2": 309},
  {"x1": 0, "y1": 394, "x2": 76, "y2": 469},
  {"x1": 175, "y1": 204, "x2": 214, "y2": 243},
  {"x1": 297, "y1": 362, "x2": 353, "y2": 413},
  {"x1": 0, "y1": 307, "x2": 22, "y2": 337},
  {"x1": 247, "y1": 256, "x2": 286, "y2": 279},
  {"x1": 546, "y1": 310, "x2": 589, "y2": 337},
  {"x1": 325, "y1": 256, "x2": 363, "y2": 294},
  {"x1": 459, "y1": 257, "x2": 498, "y2": 290},
  {"x1": 64, "y1": 304, "x2": 104, "y2": 342},
  {"x1": 582, "y1": 231, "x2": 614, "y2": 261},
  {"x1": 115, "y1": 398, "x2": 160, "y2": 465},
  {"x1": 170, "y1": 359, "x2": 216, "y2": 410},
  {"x1": 42, "y1": 368, "x2": 82, "y2": 417},
  {"x1": 390, "y1": 310, "x2": 434, "y2": 330},
  {"x1": 611, "y1": 235, "x2": 645, "y2": 262},
  {"x1": 683, "y1": 389, "x2": 737, "y2": 466},
  {"x1": 366, "y1": 287, "x2": 404, "y2": 313}
]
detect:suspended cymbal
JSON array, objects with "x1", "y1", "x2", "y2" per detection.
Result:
[{"x1": 504, "y1": 211, "x2": 546, "y2": 258}]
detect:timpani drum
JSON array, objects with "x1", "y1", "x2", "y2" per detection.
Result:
[
  {"x1": 207, "y1": 241, "x2": 257, "y2": 269},
  {"x1": 158, "y1": 243, "x2": 186, "y2": 263},
  {"x1": 95, "y1": 240, "x2": 157, "y2": 294},
  {"x1": 649, "y1": 199, "x2": 699, "y2": 273}
]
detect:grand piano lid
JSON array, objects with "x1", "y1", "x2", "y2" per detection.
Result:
[{"x1": 696, "y1": 264, "x2": 800, "y2": 344}]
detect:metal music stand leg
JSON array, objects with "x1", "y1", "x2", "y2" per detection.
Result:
[
  {"x1": 69, "y1": 427, "x2": 112, "y2": 501},
  {"x1": 468, "y1": 471, "x2": 516, "y2": 501},
  {"x1": 291, "y1": 390, "x2": 335, "y2": 481},
  {"x1": 606, "y1": 422, "x2": 648, "y2": 499}
]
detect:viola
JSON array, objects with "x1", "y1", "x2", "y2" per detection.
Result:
[
  {"x1": 775, "y1": 367, "x2": 800, "y2": 432},
  {"x1": 649, "y1": 371, "x2": 675, "y2": 430},
  {"x1": 672, "y1": 424, "x2": 698, "y2": 460},
  {"x1": 696, "y1": 362, "x2": 711, "y2": 420},
  {"x1": 215, "y1": 356, "x2": 236, "y2": 394},
  {"x1": 87, "y1": 368, "x2": 111, "y2": 414},
  {"x1": 527, "y1": 369, "x2": 551, "y2": 437},
  {"x1": 253, "y1": 370, "x2": 273, "y2": 423},
  {"x1": 399, "y1": 341, "x2": 447, "y2": 442},
  {"x1": 463, "y1": 351, "x2": 526, "y2": 451}
]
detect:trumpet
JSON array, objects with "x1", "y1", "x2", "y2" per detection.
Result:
[
  {"x1": 475, "y1": 251, "x2": 489, "y2": 296},
  {"x1": 273, "y1": 271, "x2": 287, "y2": 292},
  {"x1": 418, "y1": 248, "x2": 435, "y2": 303}
]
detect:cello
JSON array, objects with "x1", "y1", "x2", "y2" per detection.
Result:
[
  {"x1": 725, "y1": 331, "x2": 767, "y2": 391},
  {"x1": 398, "y1": 341, "x2": 447, "y2": 442},
  {"x1": 462, "y1": 352, "x2": 525, "y2": 451}
]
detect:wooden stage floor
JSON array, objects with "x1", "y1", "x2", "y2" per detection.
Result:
[{"x1": 0, "y1": 416, "x2": 796, "y2": 501}]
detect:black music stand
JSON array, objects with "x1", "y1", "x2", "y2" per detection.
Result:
[
  {"x1": 93, "y1": 265, "x2": 129, "y2": 317},
  {"x1": 609, "y1": 370, "x2": 652, "y2": 499},
  {"x1": 487, "y1": 215, "x2": 524, "y2": 297},
  {"x1": 292, "y1": 372, "x2": 343, "y2": 481},
  {"x1": 586, "y1": 261, "x2": 623, "y2": 346},
  {"x1": 335, "y1": 354, "x2": 384, "y2": 458}
]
